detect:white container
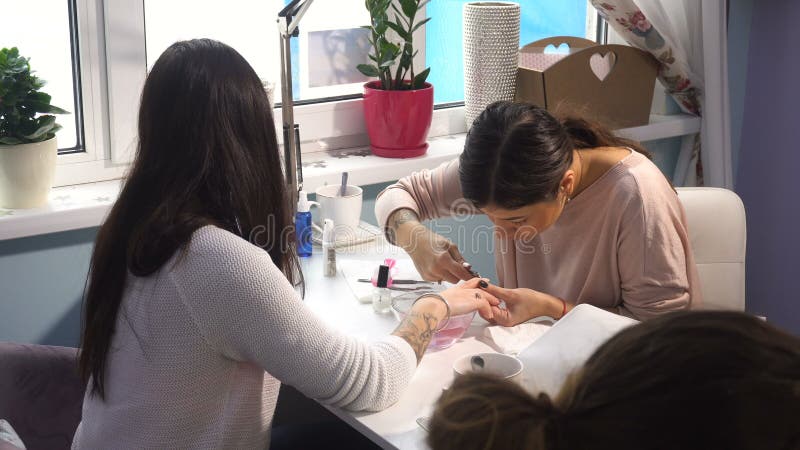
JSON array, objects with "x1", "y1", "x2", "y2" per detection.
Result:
[
  {"x1": 314, "y1": 184, "x2": 363, "y2": 239},
  {"x1": 0, "y1": 136, "x2": 58, "y2": 209},
  {"x1": 453, "y1": 352, "x2": 524, "y2": 384},
  {"x1": 463, "y1": 2, "x2": 521, "y2": 128},
  {"x1": 322, "y1": 218, "x2": 337, "y2": 277}
]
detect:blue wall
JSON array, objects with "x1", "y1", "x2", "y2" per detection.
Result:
[
  {"x1": 0, "y1": 228, "x2": 96, "y2": 346},
  {"x1": 728, "y1": 0, "x2": 754, "y2": 179},
  {"x1": 735, "y1": 0, "x2": 800, "y2": 334}
]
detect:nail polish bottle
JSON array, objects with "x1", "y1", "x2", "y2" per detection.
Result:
[
  {"x1": 322, "y1": 219, "x2": 336, "y2": 277},
  {"x1": 372, "y1": 264, "x2": 392, "y2": 314}
]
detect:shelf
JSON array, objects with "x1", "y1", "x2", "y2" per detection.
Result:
[
  {"x1": 0, "y1": 114, "x2": 699, "y2": 241},
  {"x1": 615, "y1": 114, "x2": 701, "y2": 142},
  {"x1": 299, "y1": 134, "x2": 465, "y2": 193}
]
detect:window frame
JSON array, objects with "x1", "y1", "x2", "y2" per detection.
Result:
[
  {"x1": 58, "y1": 0, "x2": 88, "y2": 155},
  {"x1": 55, "y1": 0, "x2": 127, "y2": 187}
]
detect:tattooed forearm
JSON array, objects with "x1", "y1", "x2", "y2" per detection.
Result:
[
  {"x1": 392, "y1": 310, "x2": 439, "y2": 363},
  {"x1": 387, "y1": 208, "x2": 421, "y2": 246},
  {"x1": 392, "y1": 208, "x2": 420, "y2": 228}
]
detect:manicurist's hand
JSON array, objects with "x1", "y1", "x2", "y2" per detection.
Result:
[
  {"x1": 406, "y1": 227, "x2": 474, "y2": 283},
  {"x1": 479, "y1": 284, "x2": 568, "y2": 326},
  {"x1": 387, "y1": 208, "x2": 474, "y2": 283}
]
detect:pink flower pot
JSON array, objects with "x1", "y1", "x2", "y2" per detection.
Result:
[{"x1": 363, "y1": 81, "x2": 433, "y2": 158}]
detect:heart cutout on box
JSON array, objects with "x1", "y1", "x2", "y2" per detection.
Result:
[
  {"x1": 544, "y1": 43, "x2": 570, "y2": 54},
  {"x1": 589, "y1": 52, "x2": 616, "y2": 81}
]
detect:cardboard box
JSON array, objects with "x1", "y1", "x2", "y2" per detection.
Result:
[{"x1": 515, "y1": 36, "x2": 659, "y2": 128}]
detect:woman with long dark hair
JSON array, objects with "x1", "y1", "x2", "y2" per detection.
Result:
[
  {"x1": 72, "y1": 39, "x2": 497, "y2": 448},
  {"x1": 376, "y1": 101, "x2": 701, "y2": 322},
  {"x1": 427, "y1": 311, "x2": 800, "y2": 450}
]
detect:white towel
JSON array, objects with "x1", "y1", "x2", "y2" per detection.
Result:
[
  {"x1": 482, "y1": 319, "x2": 553, "y2": 355},
  {"x1": 517, "y1": 304, "x2": 638, "y2": 396}
]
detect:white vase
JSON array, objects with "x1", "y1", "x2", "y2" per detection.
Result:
[
  {"x1": 463, "y1": 2, "x2": 521, "y2": 128},
  {"x1": 0, "y1": 137, "x2": 58, "y2": 209}
]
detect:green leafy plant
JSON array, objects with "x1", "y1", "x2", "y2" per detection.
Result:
[
  {"x1": 357, "y1": 0, "x2": 431, "y2": 90},
  {"x1": 0, "y1": 47, "x2": 69, "y2": 145}
]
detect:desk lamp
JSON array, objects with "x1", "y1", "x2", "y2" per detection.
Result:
[{"x1": 278, "y1": 0, "x2": 314, "y2": 211}]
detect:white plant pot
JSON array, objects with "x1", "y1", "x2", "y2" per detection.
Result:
[
  {"x1": 463, "y1": 2, "x2": 521, "y2": 128},
  {"x1": 0, "y1": 137, "x2": 58, "y2": 209}
]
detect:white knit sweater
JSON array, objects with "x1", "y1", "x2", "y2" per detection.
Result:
[{"x1": 72, "y1": 226, "x2": 416, "y2": 449}]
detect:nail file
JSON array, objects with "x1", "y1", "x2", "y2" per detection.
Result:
[{"x1": 357, "y1": 278, "x2": 431, "y2": 285}]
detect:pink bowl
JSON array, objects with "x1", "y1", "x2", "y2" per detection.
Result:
[{"x1": 391, "y1": 294, "x2": 476, "y2": 349}]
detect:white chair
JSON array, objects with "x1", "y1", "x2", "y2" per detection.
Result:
[{"x1": 676, "y1": 187, "x2": 746, "y2": 311}]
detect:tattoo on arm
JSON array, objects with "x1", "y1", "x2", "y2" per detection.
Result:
[
  {"x1": 392, "y1": 310, "x2": 438, "y2": 364},
  {"x1": 386, "y1": 209, "x2": 420, "y2": 245}
]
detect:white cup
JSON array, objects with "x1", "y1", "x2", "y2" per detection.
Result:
[
  {"x1": 314, "y1": 184, "x2": 363, "y2": 239},
  {"x1": 453, "y1": 353, "x2": 524, "y2": 384}
]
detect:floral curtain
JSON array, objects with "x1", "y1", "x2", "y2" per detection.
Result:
[{"x1": 591, "y1": 1, "x2": 704, "y2": 184}]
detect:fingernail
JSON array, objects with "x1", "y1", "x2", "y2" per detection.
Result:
[{"x1": 479, "y1": 280, "x2": 488, "y2": 288}]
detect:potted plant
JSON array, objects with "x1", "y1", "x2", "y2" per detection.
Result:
[
  {"x1": 357, "y1": 0, "x2": 433, "y2": 158},
  {"x1": 0, "y1": 47, "x2": 68, "y2": 209}
]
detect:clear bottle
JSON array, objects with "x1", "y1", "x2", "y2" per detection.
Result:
[
  {"x1": 322, "y1": 219, "x2": 336, "y2": 277},
  {"x1": 295, "y1": 191, "x2": 318, "y2": 257},
  {"x1": 372, "y1": 264, "x2": 392, "y2": 314}
]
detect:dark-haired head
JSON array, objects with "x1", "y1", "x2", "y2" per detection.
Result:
[
  {"x1": 429, "y1": 311, "x2": 800, "y2": 450},
  {"x1": 80, "y1": 39, "x2": 299, "y2": 397},
  {"x1": 459, "y1": 101, "x2": 649, "y2": 240}
]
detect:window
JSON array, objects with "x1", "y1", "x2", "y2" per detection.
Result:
[
  {"x1": 2, "y1": 0, "x2": 84, "y2": 153},
  {"x1": 144, "y1": 0, "x2": 372, "y2": 103},
  {"x1": 143, "y1": 0, "x2": 599, "y2": 106},
  {"x1": 120, "y1": 0, "x2": 601, "y2": 157},
  {"x1": 5, "y1": 0, "x2": 602, "y2": 185}
]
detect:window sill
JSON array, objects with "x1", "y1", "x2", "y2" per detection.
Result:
[
  {"x1": 0, "y1": 179, "x2": 121, "y2": 241},
  {"x1": 0, "y1": 134, "x2": 466, "y2": 241},
  {"x1": 0, "y1": 113, "x2": 700, "y2": 242}
]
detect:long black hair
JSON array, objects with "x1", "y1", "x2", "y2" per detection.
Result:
[
  {"x1": 459, "y1": 101, "x2": 651, "y2": 209},
  {"x1": 79, "y1": 39, "x2": 300, "y2": 398}
]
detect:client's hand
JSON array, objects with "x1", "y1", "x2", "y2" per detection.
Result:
[
  {"x1": 437, "y1": 278, "x2": 501, "y2": 319},
  {"x1": 479, "y1": 284, "x2": 565, "y2": 326}
]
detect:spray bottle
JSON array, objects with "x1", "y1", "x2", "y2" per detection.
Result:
[{"x1": 295, "y1": 191, "x2": 318, "y2": 257}]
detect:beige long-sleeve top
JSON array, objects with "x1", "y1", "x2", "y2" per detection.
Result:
[
  {"x1": 72, "y1": 225, "x2": 416, "y2": 449},
  {"x1": 375, "y1": 151, "x2": 702, "y2": 320}
]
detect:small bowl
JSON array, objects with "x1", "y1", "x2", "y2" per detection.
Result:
[
  {"x1": 391, "y1": 293, "x2": 476, "y2": 349},
  {"x1": 453, "y1": 353, "x2": 524, "y2": 384}
]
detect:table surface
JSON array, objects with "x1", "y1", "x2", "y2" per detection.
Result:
[
  {"x1": 299, "y1": 240, "x2": 508, "y2": 450},
  {"x1": 298, "y1": 239, "x2": 640, "y2": 450}
]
